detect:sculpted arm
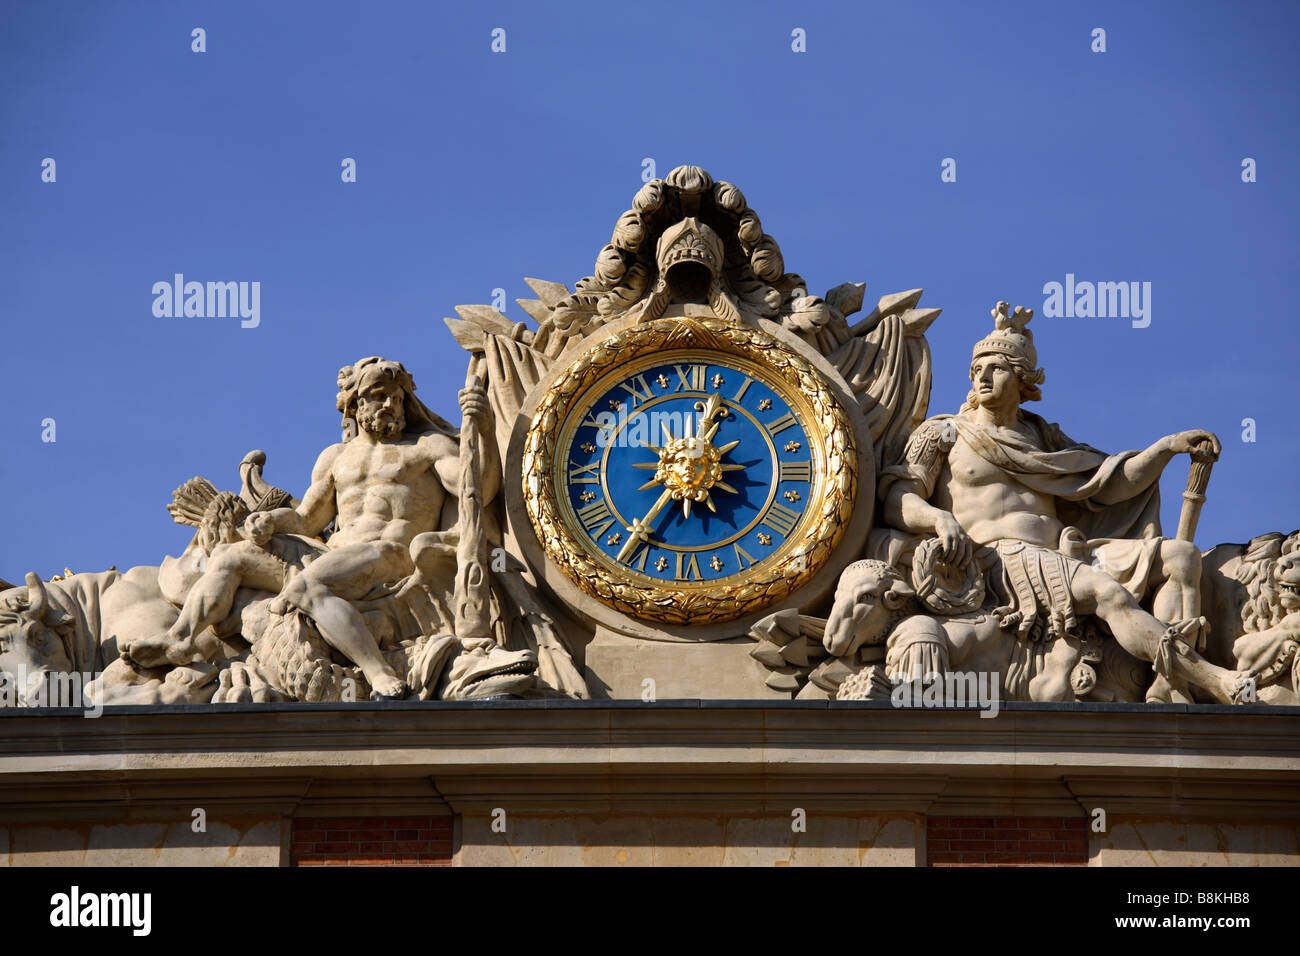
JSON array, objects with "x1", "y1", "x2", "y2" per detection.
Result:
[
  {"x1": 1092, "y1": 430, "x2": 1220, "y2": 505},
  {"x1": 884, "y1": 483, "x2": 971, "y2": 565},
  {"x1": 884, "y1": 482, "x2": 946, "y2": 536},
  {"x1": 246, "y1": 444, "x2": 342, "y2": 541},
  {"x1": 882, "y1": 420, "x2": 972, "y2": 564},
  {"x1": 433, "y1": 431, "x2": 500, "y2": 504}
]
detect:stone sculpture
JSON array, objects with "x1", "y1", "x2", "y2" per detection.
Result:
[
  {"x1": 1, "y1": 164, "x2": 1293, "y2": 709},
  {"x1": 1, "y1": 360, "x2": 548, "y2": 705},
  {"x1": 752, "y1": 301, "x2": 1284, "y2": 706}
]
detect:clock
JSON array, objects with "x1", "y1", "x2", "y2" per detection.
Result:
[{"x1": 522, "y1": 314, "x2": 857, "y2": 624}]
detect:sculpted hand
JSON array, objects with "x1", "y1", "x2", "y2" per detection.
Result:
[
  {"x1": 1166, "y1": 430, "x2": 1221, "y2": 462},
  {"x1": 934, "y1": 512, "x2": 974, "y2": 567},
  {"x1": 458, "y1": 385, "x2": 491, "y2": 424},
  {"x1": 243, "y1": 511, "x2": 276, "y2": 546}
]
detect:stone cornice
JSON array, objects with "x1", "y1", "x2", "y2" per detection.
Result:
[{"x1": 1, "y1": 702, "x2": 1297, "y2": 821}]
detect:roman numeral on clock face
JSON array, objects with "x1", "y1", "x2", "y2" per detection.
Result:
[
  {"x1": 673, "y1": 364, "x2": 706, "y2": 392},
  {"x1": 765, "y1": 412, "x2": 798, "y2": 435},
  {"x1": 620, "y1": 374, "x2": 654, "y2": 406},
  {"x1": 760, "y1": 502, "x2": 800, "y2": 537},
  {"x1": 779, "y1": 460, "x2": 812, "y2": 482},
  {"x1": 675, "y1": 552, "x2": 703, "y2": 581},
  {"x1": 622, "y1": 542, "x2": 651, "y2": 572},
  {"x1": 568, "y1": 460, "x2": 600, "y2": 484},
  {"x1": 733, "y1": 543, "x2": 756, "y2": 569},
  {"x1": 576, "y1": 498, "x2": 616, "y2": 540}
]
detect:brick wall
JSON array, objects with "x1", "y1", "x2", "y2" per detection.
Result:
[
  {"x1": 290, "y1": 815, "x2": 453, "y2": 866},
  {"x1": 927, "y1": 816, "x2": 1087, "y2": 866}
]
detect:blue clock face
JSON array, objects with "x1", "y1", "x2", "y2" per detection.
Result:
[{"x1": 556, "y1": 351, "x2": 818, "y2": 586}]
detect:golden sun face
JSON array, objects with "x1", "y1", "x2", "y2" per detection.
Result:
[{"x1": 638, "y1": 394, "x2": 743, "y2": 517}]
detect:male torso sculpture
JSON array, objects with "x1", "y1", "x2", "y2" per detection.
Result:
[
  {"x1": 880, "y1": 303, "x2": 1245, "y2": 702},
  {"x1": 130, "y1": 357, "x2": 494, "y2": 699},
  {"x1": 247, "y1": 356, "x2": 495, "y2": 698}
]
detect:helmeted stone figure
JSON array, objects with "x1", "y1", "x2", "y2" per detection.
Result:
[{"x1": 804, "y1": 302, "x2": 1251, "y2": 704}]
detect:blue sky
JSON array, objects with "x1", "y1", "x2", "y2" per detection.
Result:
[{"x1": 1, "y1": 0, "x2": 1297, "y2": 582}]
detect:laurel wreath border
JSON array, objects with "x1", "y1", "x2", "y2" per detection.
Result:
[{"x1": 522, "y1": 316, "x2": 857, "y2": 624}]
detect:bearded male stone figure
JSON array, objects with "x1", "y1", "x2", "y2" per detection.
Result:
[
  {"x1": 135, "y1": 356, "x2": 495, "y2": 699},
  {"x1": 879, "y1": 302, "x2": 1247, "y2": 703},
  {"x1": 247, "y1": 357, "x2": 496, "y2": 697}
]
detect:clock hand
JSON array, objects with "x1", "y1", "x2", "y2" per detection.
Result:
[
  {"x1": 622, "y1": 391, "x2": 750, "y2": 538},
  {"x1": 684, "y1": 394, "x2": 744, "y2": 515},
  {"x1": 696, "y1": 393, "x2": 742, "y2": 460},
  {"x1": 696, "y1": 393, "x2": 725, "y2": 442},
  {"x1": 616, "y1": 487, "x2": 675, "y2": 562}
]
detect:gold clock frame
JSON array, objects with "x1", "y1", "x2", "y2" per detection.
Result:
[{"x1": 521, "y1": 314, "x2": 857, "y2": 624}]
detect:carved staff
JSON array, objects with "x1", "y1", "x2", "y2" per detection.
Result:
[
  {"x1": 452, "y1": 351, "x2": 588, "y2": 695},
  {"x1": 1175, "y1": 438, "x2": 1218, "y2": 543},
  {"x1": 452, "y1": 356, "x2": 492, "y2": 646}
]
